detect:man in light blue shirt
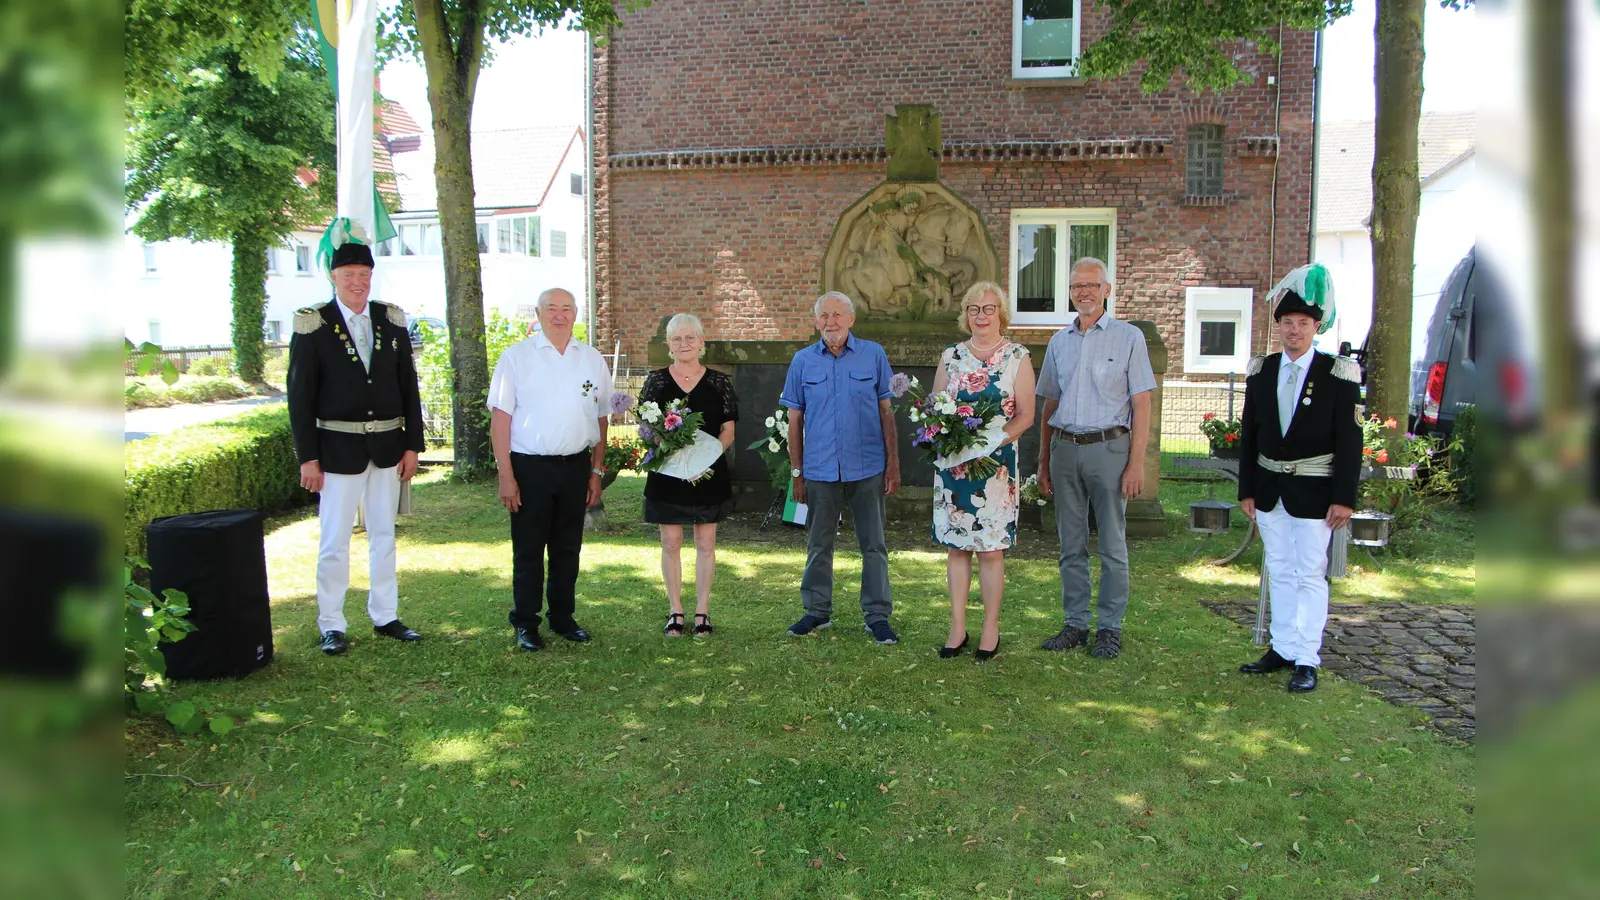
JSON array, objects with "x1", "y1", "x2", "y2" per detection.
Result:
[
  {"x1": 780, "y1": 291, "x2": 902, "y2": 644},
  {"x1": 1034, "y1": 258, "x2": 1156, "y2": 660}
]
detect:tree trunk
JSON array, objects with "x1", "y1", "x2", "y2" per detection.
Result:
[
  {"x1": 229, "y1": 230, "x2": 269, "y2": 383},
  {"x1": 1367, "y1": 0, "x2": 1424, "y2": 427},
  {"x1": 414, "y1": 0, "x2": 491, "y2": 479},
  {"x1": 1528, "y1": 0, "x2": 1576, "y2": 422}
]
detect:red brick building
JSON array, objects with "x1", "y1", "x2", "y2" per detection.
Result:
[{"x1": 591, "y1": 0, "x2": 1317, "y2": 377}]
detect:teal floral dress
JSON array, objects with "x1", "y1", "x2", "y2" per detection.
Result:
[{"x1": 932, "y1": 341, "x2": 1030, "y2": 551}]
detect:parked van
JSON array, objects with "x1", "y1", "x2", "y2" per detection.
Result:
[{"x1": 1408, "y1": 248, "x2": 1534, "y2": 436}]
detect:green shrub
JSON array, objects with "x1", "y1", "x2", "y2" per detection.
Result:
[
  {"x1": 167, "y1": 376, "x2": 252, "y2": 405},
  {"x1": 262, "y1": 352, "x2": 289, "y2": 388},
  {"x1": 124, "y1": 407, "x2": 311, "y2": 556},
  {"x1": 1452, "y1": 404, "x2": 1477, "y2": 508},
  {"x1": 186, "y1": 355, "x2": 231, "y2": 377},
  {"x1": 125, "y1": 379, "x2": 170, "y2": 409}
]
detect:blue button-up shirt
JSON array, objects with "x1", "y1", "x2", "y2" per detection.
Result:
[
  {"x1": 780, "y1": 333, "x2": 893, "y2": 482},
  {"x1": 1036, "y1": 314, "x2": 1157, "y2": 432}
]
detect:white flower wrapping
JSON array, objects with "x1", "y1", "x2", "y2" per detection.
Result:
[
  {"x1": 656, "y1": 429, "x2": 726, "y2": 483},
  {"x1": 934, "y1": 421, "x2": 1008, "y2": 470}
]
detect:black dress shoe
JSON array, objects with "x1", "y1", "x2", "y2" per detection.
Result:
[
  {"x1": 1288, "y1": 665, "x2": 1319, "y2": 693},
  {"x1": 1239, "y1": 648, "x2": 1292, "y2": 675},
  {"x1": 319, "y1": 630, "x2": 348, "y2": 655},
  {"x1": 550, "y1": 623, "x2": 592, "y2": 643},
  {"x1": 514, "y1": 627, "x2": 545, "y2": 652},
  {"x1": 374, "y1": 620, "x2": 422, "y2": 641},
  {"x1": 974, "y1": 639, "x2": 1001, "y2": 662},
  {"x1": 939, "y1": 633, "x2": 969, "y2": 659}
]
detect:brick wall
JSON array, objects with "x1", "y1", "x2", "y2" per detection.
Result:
[{"x1": 593, "y1": 0, "x2": 1317, "y2": 373}]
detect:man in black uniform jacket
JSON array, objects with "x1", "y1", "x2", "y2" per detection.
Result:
[
  {"x1": 1236, "y1": 265, "x2": 1361, "y2": 692},
  {"x1": 288, "y1": 224, "x2": 426, "y2": 655}
]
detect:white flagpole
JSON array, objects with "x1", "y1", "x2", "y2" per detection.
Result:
[{"x1": 335, "y1": 0, "x2": 379, "y2": 240}]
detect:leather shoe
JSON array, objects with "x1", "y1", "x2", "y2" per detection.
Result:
[
  {"x1": 550, "y1": 623, "x2": 592, "y2": 643},
  {"x1": 514, "y1": 626, "x2": 545, "y2": 652},
  {"x1": 1288, "y1": 665, "x2": 1319, "y2": 693},
  {"x1": 374, "y1": 620, "x2": 422, "y2": 641},
  {"x1": 319, "y1": 630, "x2": 348, "y2": 655},
  {"x1": 939, "y1": 633, "x2": 969, "y2": 659},
  {"x1": 1239, "y1": 648, "x2": 1292, "y2": 675}
]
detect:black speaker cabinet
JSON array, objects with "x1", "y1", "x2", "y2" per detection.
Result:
[
  {"x1": 148, "y1": 509, "x2": 273, "y2": 679},
  {"x1": 0, "y1": 510, "x2": 101, "y2": 679}
]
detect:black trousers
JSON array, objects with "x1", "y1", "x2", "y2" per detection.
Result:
[{"x1": 509, "y1": 451, "x2": 589, "y2": 631}]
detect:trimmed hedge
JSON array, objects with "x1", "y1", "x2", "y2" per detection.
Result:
[{"x1": 124, "y1": 406, "x2": 312, "y2": 555}]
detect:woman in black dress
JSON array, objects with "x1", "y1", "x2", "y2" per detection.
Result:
[{"x1": 641, "y1": 314, "x2": 739, "y2": 636}]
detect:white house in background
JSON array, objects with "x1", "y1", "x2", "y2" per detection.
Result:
[
  {"x1": 376, "y1": 124, "x2": 589, "y2": 326},
  {"x1": 1313, "y1": 112, "x2": 1476, "y2": 358},
  {"x1": 123, "y1": 98, "x2": 589, "y2": 348}
]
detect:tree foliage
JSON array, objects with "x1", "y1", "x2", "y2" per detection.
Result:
[
  {"x1": 1076, "y1": 0, "x2": 1353, "y2": 94},
  {"x1": 125, "y1": 46, "x2": 335, "y2": 380}
]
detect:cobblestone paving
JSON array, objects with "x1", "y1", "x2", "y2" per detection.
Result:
[{"x1": 1202, "y1": 600, "x2": 1475, "y2": 742}]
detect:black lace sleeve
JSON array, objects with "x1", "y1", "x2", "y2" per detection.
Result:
[
  {"x1": 640, "y1": 369, "x2": 670, "y2": 406},
  {"x1": 710, "y1": 370, "x2": 740, "y2": 421}
]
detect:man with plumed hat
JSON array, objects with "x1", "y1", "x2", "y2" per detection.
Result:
[
  {"x1": 1235, "y1": 264, "x2": 1361, "y2": 692},
  {"x1": 288, "y1": 218, "x2": 427, "y2": 655}
]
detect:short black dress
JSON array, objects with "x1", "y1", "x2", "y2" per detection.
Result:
[{"x1": 640, "y1": 367, "x2": 739, "y2": 524}]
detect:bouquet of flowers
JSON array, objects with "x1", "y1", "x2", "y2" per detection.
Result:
[
  {"x1": 891, "y1": 371, "x2": 1007, "y2": 481},
  {"x1": 636, "y1": 397, "x2": 722, "y2": 483},
  {"x1": 1199, "y1": 412, "x2": 1242, "y2": 452},
  {"x1": 745, "y1": 406, "x2": 792, "y2": 490},
  {"x1": 1019, "y1": 473, "x2": 1048, "y2": 507}
]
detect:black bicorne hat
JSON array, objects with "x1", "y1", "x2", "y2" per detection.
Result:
[
  {"x1": 329, "y1": 240, "x2": 375, "y2": 271},
  {"x1": 1273, "y1": 289, "x2": 1323, "y2": 323}
]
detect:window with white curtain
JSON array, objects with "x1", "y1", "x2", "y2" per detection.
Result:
[
  {"x1": 1013, "y1": 0, "x2": 1081, "y2": 78},
  {"x1": 1008, "y1": 208, "x2": 1116, "y2": 326}
]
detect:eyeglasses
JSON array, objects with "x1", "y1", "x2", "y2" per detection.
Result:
[
  {"x1": 1069, "y1": 283, "x2": 1105, "y2": 293},
  {"x1": 964, "y1": 304, "x2": 999, "y2": 317}
]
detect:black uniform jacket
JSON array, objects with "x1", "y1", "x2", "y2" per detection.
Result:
[
  {"x1": 287, "y1": 300, "x2": 426, "y2": 475},
  {"x1": 1237, "y1": 350, "x2": 1362, "y2": 519}
]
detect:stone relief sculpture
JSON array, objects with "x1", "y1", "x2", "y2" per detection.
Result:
[{"x1": 823, "y1": 105, "x2": 998, "y2": 320}]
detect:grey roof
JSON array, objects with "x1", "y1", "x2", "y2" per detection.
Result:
[
  {"x1": 390, "y1": 125, "x2": 585, "y2": 214},
  {"x1": 1315, "y1": 111, "x2": 1476, "y2": 233}
]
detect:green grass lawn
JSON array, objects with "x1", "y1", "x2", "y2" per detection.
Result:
[{"x1": 125, "y1": 472, "x2": 1474, "y2": 898}]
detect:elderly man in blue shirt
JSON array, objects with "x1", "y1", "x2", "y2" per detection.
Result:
[
  {"x1": 1035, "y1": 258, "x2": 1156, "y2": 660},
  {"x1": 781, "y1": 291, "x2": 903, "y2": 644}
]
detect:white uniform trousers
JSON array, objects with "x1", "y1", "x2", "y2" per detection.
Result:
[
  {"x1": 316, "y1": 461, "x2": 401, "y2": 634},
  {"x1": 1255, "y1": 502, "x2": 1333, "y2": 667}
]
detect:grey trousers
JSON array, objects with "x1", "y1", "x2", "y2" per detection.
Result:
[
  {"x1": 800, "y1": 474, "x2": 893, "y2": 625},
  {"x1": 1051, "y1": 432, "x2": 1132, "y2": 631}
]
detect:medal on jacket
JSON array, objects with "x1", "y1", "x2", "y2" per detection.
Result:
[{"x1": 1302, "y1": 378, "x2": 1313, "y2": 406}]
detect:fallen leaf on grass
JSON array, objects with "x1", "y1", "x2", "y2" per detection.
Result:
[
  {"x1": 575, "y1": 829, "x2": 594, "y2": 844},
  {"x1": 1045, "y1": 856, "x2": 1068, "y2": 865},
  {"x1": 451, "y1": 864, "x2": 475, "y2": 876}
]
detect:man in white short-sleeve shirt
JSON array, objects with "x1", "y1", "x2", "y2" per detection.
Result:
[{"x1": 488, "y1": 287, "x2": 613, "y2": 651}]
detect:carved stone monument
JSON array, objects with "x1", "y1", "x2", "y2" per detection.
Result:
[{"x1": 822, "y1": 105, "x2": 999, "y2": 320}]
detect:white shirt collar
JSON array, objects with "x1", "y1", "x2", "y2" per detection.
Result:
[
  {"x1": 1282, "y1": 346, "x2": 1314, "y2": 366},
  {"x1": 336, "y1": 297, "x2": 370, "y2": 328}
]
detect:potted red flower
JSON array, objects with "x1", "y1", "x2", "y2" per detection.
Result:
[{"x1": 1199, "y1": 412, "x2": 1244, "y2": 460}]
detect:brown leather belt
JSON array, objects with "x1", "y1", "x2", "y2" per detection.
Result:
[{"x1": 1057, "y1": 426, "x2": 1129, "y2": 446}]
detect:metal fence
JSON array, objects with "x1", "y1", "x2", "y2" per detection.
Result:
[
  {"x1": 1159, "y1": 375, "x2": 1246, "y2": 476},
  {"x1": 125, "y1": 343, "x2": 289, "y2": 375}
]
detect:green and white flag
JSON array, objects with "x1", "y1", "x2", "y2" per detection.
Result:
[{"x1": 309, "y1": 0, "x2": 396, "y2": 243}]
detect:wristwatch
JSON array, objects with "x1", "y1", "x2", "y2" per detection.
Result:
[
  {"x1": 592, "y1": 467, "x2": 606, "y2": 477},
  {"x1": 790, "y1": 467, "x2": 802, "y2": 478}
]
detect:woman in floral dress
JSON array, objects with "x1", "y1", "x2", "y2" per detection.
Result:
[{"x1": 932, "y1": 282, "x2": 1035, "y2": 661}]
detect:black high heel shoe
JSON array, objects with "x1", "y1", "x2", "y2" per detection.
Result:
[
  {"x1": 974, "y1": 639, "x2": 1001, "y2": 662},
  {"x1": 939, "y1": 633, "x2": 969, "y2": 659}
]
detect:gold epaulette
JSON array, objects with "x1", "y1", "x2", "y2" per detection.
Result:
[
  {"x1": 1332, "y1": 356, "x2": 1362, "y2": 383},
  {"x1": 293, "y1": 305, "x2": 327, "y2": 334},
  {"x1": 1245, "y1": 355, "x2": 1265, "y2": 377}
]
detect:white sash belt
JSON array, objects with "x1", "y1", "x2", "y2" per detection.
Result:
[{"x1": 1256, "y1": 452, "x2": 1334, "y2": 477}]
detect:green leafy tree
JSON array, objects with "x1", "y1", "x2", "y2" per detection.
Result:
[
  {"x1": 377, "y1": 0, "x2": 644, "y2": 478},
  {"x1": 125, "y1": 47, "x2": 336, "y2": 382},
  {"x1": 1078, "y1": 0, "x2": 1469, "y2": 428},
  {"x1": 0, "y1": 0, "x2": 121, "y2": 375}
]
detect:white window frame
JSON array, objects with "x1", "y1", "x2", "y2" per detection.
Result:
[
  {"x1": 142, "y1": 242, "x2": 158, "y2": 274},
  {"x1": 294, "y1": 245, "x2": 312, "y2": 275},
  {"x1": 570, "y1": 173, "x2": 584, "y2": 196},
  {"x1": 265, "y1": 247, "x2": 279, "y2": 274},
  {"x1": 1183, "y1": 287, "x2": 1254, "y2": 375},
  {"x1": 550, "y1": 230, "x2": 567, "y2": 258},
  {"x1": 264, "y1": 320, "x2": 282, "y2": 342},
  {"x1": 1007, "y1": 207, "x2": 1116, "y2": 327},
  {"x1": 147, "y1": 320, "x2": 162, "y2": 345},
  {"x1": 1012, "y1": 0, "x2": 1082, "y2": 79}
]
